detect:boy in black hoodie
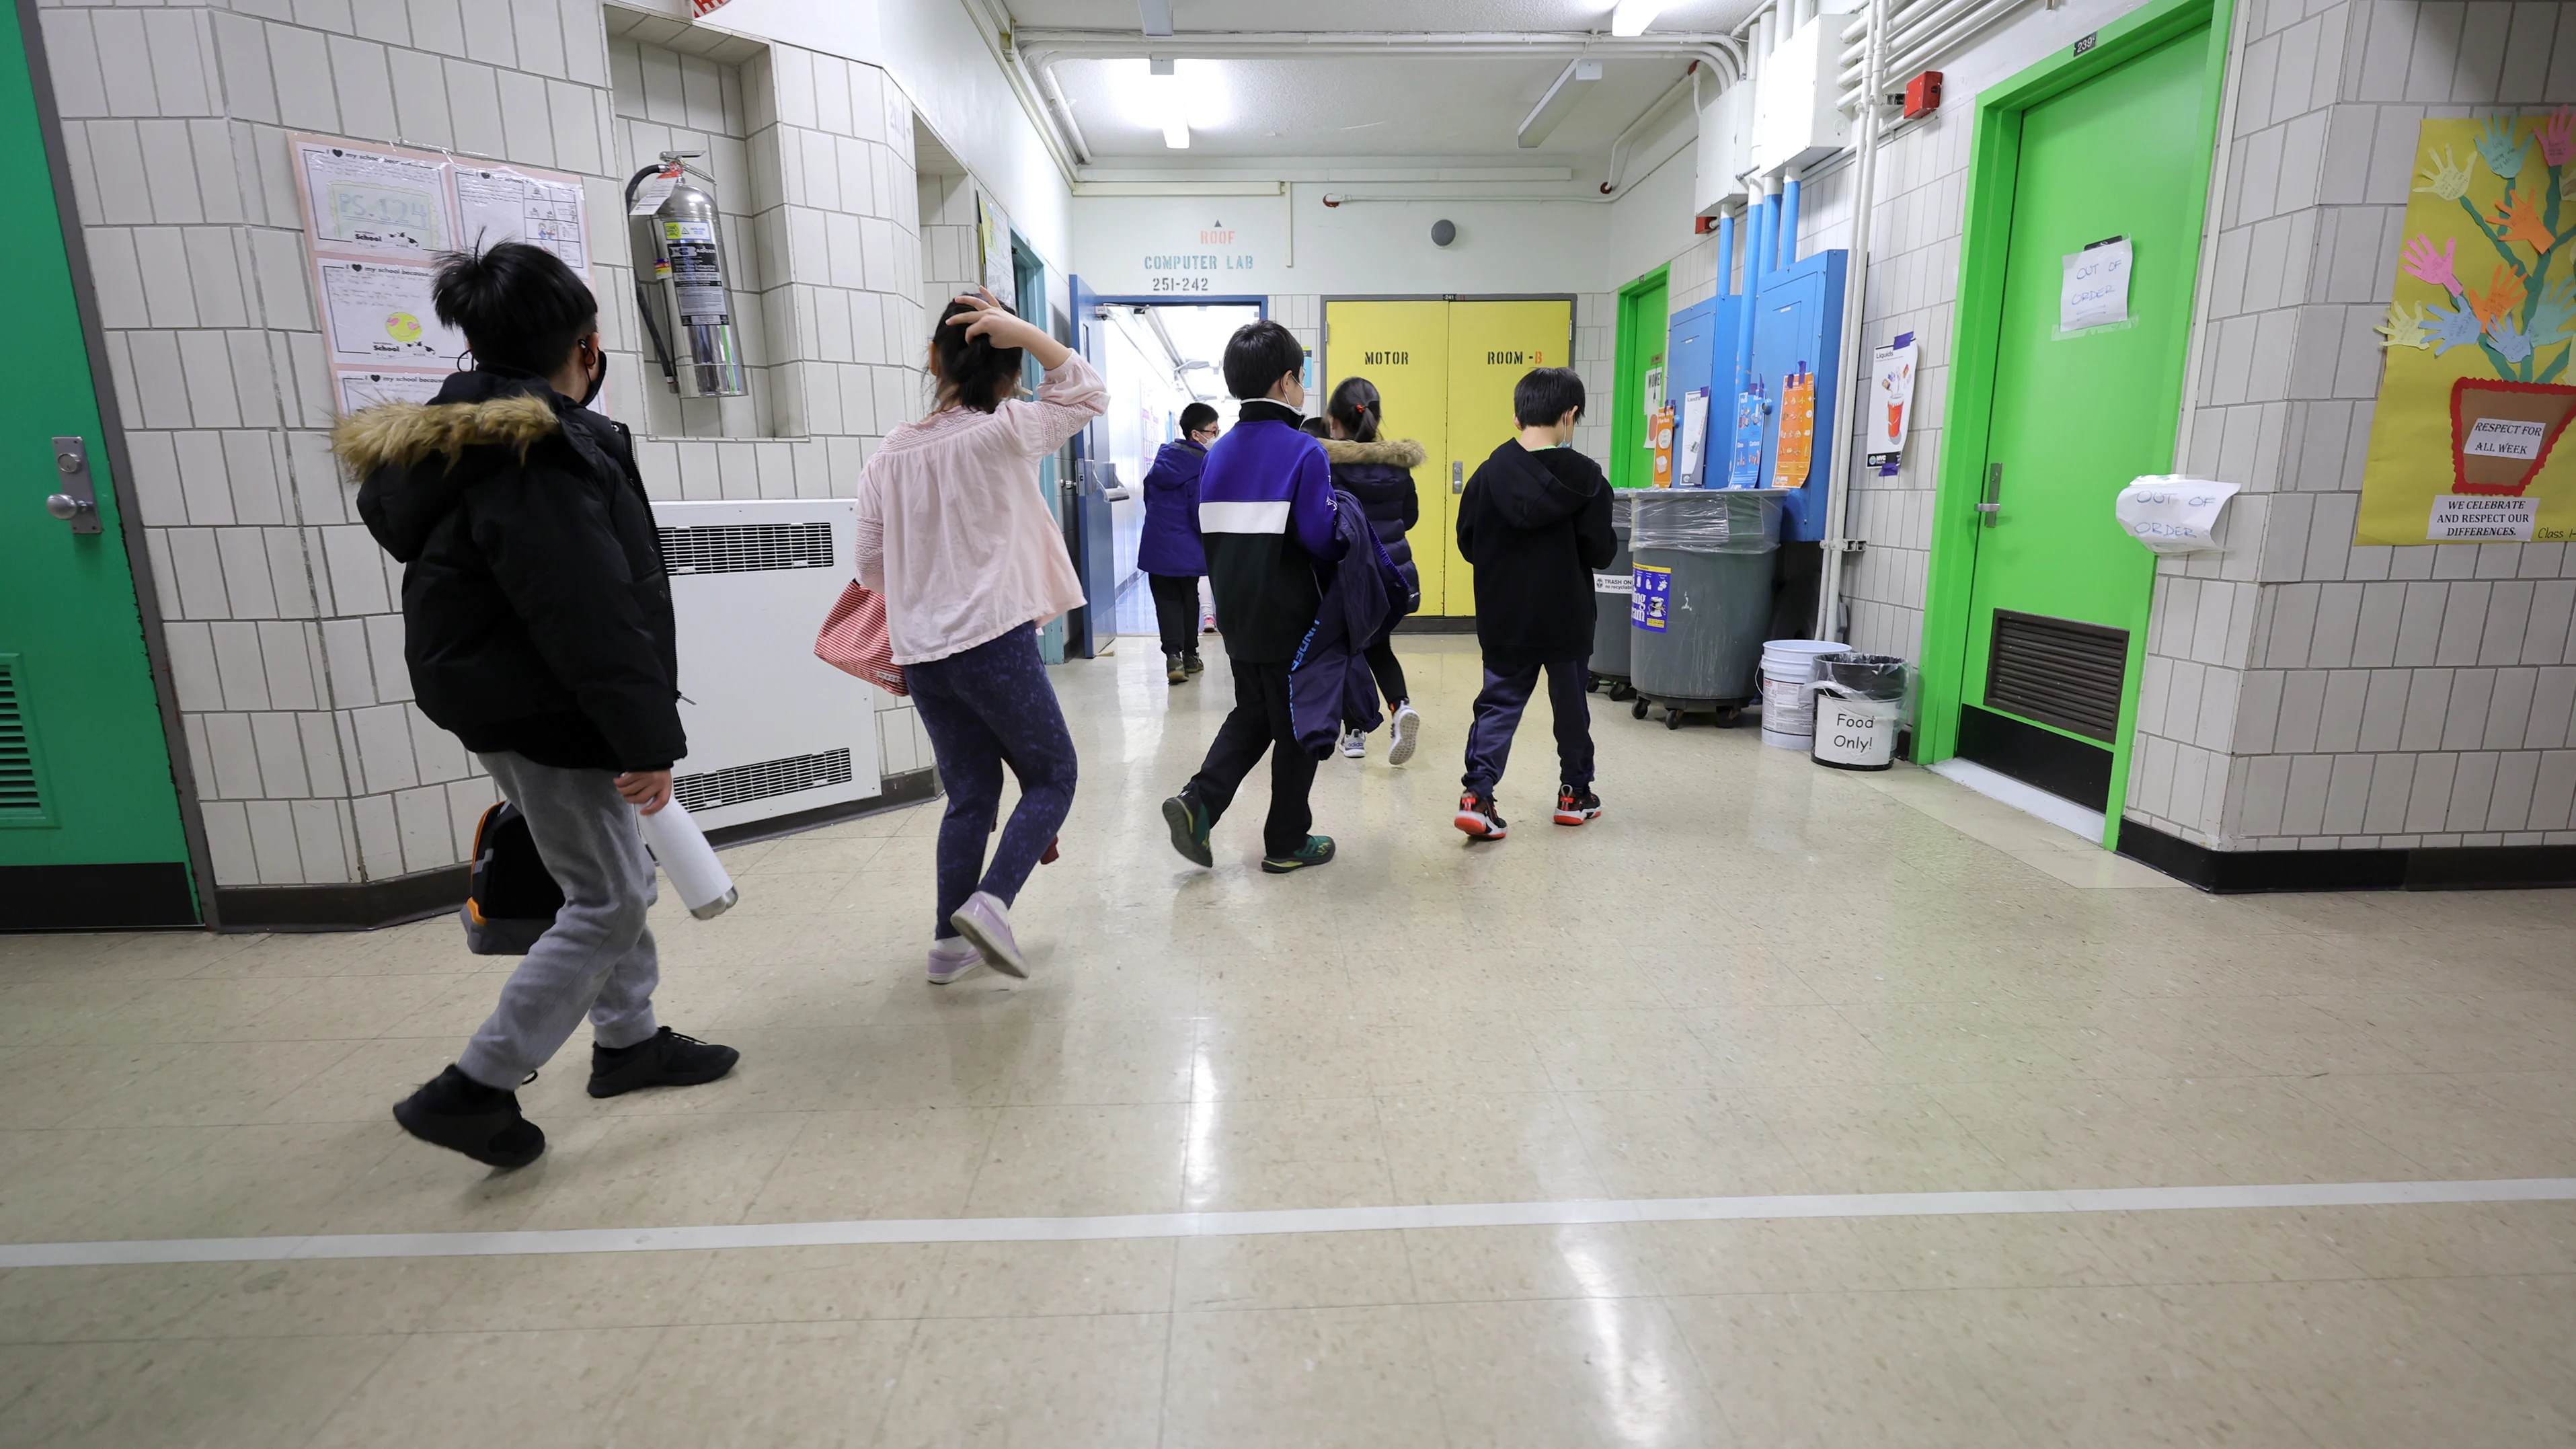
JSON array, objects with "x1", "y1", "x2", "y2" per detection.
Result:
[
  {"x1": 1452, "y1": 368, "x2": 1618, "y2": 840},
  {"x1": 340, "y1": 243, "x2": 736, "y2": 1171}
]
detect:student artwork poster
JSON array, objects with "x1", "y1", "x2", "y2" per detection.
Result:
[{"x1": 2362, "y1": 110, "x2": 2576, "y2": 544}]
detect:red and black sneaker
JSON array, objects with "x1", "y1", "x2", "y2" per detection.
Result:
[
  {"x1": 1553, "y1": 783, "x2": 1602, "y2": 826},
  {"x1": 1454, "y1": 791, "x2": 1508, "y2": 840}
]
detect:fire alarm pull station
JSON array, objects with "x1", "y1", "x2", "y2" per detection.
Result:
[{"x1": 1903, "y1": 71, "x2": 1943, "y2": 120}]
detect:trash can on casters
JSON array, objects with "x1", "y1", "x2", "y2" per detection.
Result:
[
  {"x1": 1589, "y1": 492, "x2": 1635, "y2": 699},
  {"x1": 1626, "y1": 489, "x2": 1789, "y2": 730},
  {"x1": 1809, "y1": 653, "x2": 1908, "y2": 771}
]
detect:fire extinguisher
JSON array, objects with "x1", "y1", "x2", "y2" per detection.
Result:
[{"x1": 625, "y1": 151, "x2": 749, "y2": 398}]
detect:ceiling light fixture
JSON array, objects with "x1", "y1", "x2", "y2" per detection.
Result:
[
  {"x1": 1137, "y1": 0, "x2": 1173, "y2": 38},
  {"x1": 1150, "y1": 57, "x2": 1187, "y2": 147},
  {"x1": 1517, "y1": 58, "x2": 1601, "y2": 147},
  {"x1": 1609, "y1": 0, "x2": 1666, "y2": 36}
]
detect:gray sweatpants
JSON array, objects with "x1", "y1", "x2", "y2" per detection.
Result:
[{"x1": 457, "y1": 751, "x2": 661, "y2": 1089}]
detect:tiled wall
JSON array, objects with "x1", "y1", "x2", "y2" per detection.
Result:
[
  {"x1": 34, "y1": 0, "x2": 935, "y2": 898},
  {"x1": 2123, "y1": 0, "x2": 2576, "y2": 851}
]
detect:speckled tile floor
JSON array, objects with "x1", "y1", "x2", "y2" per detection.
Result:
[{"x1": 3, "y1": 634, "x2": 2573, "y2": 1448}]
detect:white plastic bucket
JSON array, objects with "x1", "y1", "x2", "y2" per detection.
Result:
[
  {"x1": 1756, "y1": 639, "x2": 1845, "y2": 744},
  {"x1": 1809, "y1": 691, "x2": 1902, "y2": 770}
]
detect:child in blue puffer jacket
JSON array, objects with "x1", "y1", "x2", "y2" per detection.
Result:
[{"x1": 1138, "y1": 401, "x2": 1219, "y2": 684}]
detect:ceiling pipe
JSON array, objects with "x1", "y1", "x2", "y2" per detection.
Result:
[
  {"x1": 1017, "y1": 30, "x2": 1745, "y2": 86},
  {"x1": 960, "y1": 0, "x2": 1084, "y2": 183},
  {"x1": 1600, "y1": 61, "x2": 1699, "y2": 194},
  {"x1": 1035, "y1": 59, "x2": 1095, "y2": 165}
]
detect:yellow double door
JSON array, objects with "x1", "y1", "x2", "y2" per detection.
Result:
[{"x1": 1322, "y1": 298, "x2": 1573, "y2": 616}]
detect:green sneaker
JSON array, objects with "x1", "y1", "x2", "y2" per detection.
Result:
[
  {"x1": 1162, "y1": 794, "x2": 1214, "y2": 867},
  {"x1": 1261, "y1": 835, "x2": 1336, "y2": 873}
]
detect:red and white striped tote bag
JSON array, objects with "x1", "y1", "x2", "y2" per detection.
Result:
[{"x1": 813, "y1": 580, "x2": 906, "y2": 696}]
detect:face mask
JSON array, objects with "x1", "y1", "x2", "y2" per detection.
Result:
[{"x1": 577, "y1": 342, "x2": 607, "y2": 407}]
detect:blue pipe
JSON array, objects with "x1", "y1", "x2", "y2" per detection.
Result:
[
  {"x1": 1738, "y1": 198, "x2": 1769, "y2": 395},
  {"x1": 1715, "y1": 214, "x2": 1734, "y2": 300},
  {"x1": 1780, "y1": 178, "x2": 1800, "y2": 270}
]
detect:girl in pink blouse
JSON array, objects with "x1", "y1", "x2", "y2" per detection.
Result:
[{"x1": 853, "y1": 290, "x2": 1105, "y2": 984}]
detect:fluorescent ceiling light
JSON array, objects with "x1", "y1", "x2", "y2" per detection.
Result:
[
  {"x1": 1138, "y1": 0, "x2": 1173, "y2": 38},
  {"x1": 1116, "y1": 58, "x2": 1226, "y2": 149},
  {"x1": 1609, "y1": 0, "x2": 1666, "y2": 36},
  {"x1": 1518, "y1": 58, "x2": 1602, "y2": 148}
]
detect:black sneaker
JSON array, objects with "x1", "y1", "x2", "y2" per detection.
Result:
[
  {"x1": 588, "y1": 1027, "x2": 740, "y2": 1099},
  {"x1": 1183, "y1": 654, "x2": 1206, "y2": 674},
  {"x1": 1554, "y1": 784, "x2": 1602, "y2": 826},
  {"x1": 1163, "y1": 793, "x2": 1214, "y2": 867},
  {"x1": 1261, "y1": 834, "x2": 1336, "y2": 873},
  {"x1": 393, "y1": 1064, "x2": 545, "y2": 1169},
  {"x1": 1454, "y1": 791, "x2": 1508, "y2": 840},
  {"x1": 1166, "y1": 654, "x2": 1188, "y2": 685}
]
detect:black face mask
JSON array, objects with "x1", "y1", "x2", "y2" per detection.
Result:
[{"x1": 577, "y1": 343, "x2": 607, "y2": 407}]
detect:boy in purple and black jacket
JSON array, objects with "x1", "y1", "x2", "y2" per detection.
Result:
[{"x1": 1161, "y1": 320, "x2": 1345, "y2": 875}]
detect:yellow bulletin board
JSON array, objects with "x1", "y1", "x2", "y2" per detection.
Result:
[{"x1": 2360, "y1": 110, "x2": 2576, "y2": 544}]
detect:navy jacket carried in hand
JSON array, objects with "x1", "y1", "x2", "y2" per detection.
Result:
[
  {"x1": 1135, "y1": 436, "x2": 1206, "y2": 577},
  {"x1": 1288, "y1": 492, "x2": 1408, "y2": 760},
  {"x1": 1321, "y1": 438, "x2": 1423, "y2": 611},
  {"x1": 1196, "y1": 398, "x2": 1341, "y2": 663}
]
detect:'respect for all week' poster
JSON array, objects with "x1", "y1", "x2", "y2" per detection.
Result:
[{"x1": 2362, "y1": 109, "x2": 2576, "y2": 544}]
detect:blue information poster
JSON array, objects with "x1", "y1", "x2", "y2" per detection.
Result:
[
  {"x1": 1728, "y1": 383, "x2": 1768, "y2": 489},
  {"x1": 1631, "y1": 563, "x2": 1672, "y2": 631}
]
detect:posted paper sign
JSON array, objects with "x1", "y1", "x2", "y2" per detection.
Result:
[
  {"x1": 1867, "y1": 335, "x2": 1918, "y2": 470},
  {"x1": 2060, "y1": 236, "x2": 2132, "y2": 334},
  {"x1": 1677, "y1": 388, "x2": 1710, "y2": 485},
  {"x1": 336, "y1": 370, "x2": 447, "y2": 412},
  {"x1": 2357, "y1": 115, "x2": 2576, "y2": 543},
  {"x1": 1594, "y1": 570, "x2": 1633, "y2": 596},
  {"x1": 1771, "y1": 369, "x2": 1815, "y2": 489},
  {"x1": 317, "y1": 259, "x2": 466, "y2": 368},
  {"x1": 1631, "y1": 564, "x2": 1672, "y2": 631},
  {"x1": 295, "y1": 139, "x2": 448, "y2": 256},
  {"x1": 455, "y1": 163, "x2": 590, "y2": 275},
  {"x1": 2115, "y1": 476, "x2": 2239, "y2": 553},
  {"x1": 2428, "y1": 494, "x2": 2538, "y2": 541}
]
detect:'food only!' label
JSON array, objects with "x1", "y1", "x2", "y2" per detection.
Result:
[
  {"x1": 2427, "y1": 494, "x2": 2537, "y2": 541},
  {"x1": 2462, "y1": 417, "x2": 2547, "y2": 460}
]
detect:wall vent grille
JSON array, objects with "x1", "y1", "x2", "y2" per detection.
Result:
[
  {"x1": 672, "y1": 748, "x2": 853, "y2": 814},
  {"x1": 1984, "y1": 610, "x2": 2128, "y2": 742},
  {"x1": 658, "y1": 522, "x2": 834, "y2": 575},
  {"x1": 0, "y1": 660, "x2": 46, "y2": 820}
]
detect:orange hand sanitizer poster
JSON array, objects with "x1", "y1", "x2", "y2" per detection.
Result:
[
  {"x1": 1651, "y1": 404, "x2": 1676, "y2": 487},
  {"x1": 1772, "y1": 368, "x2": 1815, "y2": 489},
  {"x1": 2360, "y1": 110, "x2": 2576, "y2": 543}
]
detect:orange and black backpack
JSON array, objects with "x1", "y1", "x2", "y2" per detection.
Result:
[{"x1": 462, "y1": 801, "x2": 563, "y2": 954}]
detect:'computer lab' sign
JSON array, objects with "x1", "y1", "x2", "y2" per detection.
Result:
[{"x1": 1092, "y1": 196, "x2": 1284, "y2": 296}]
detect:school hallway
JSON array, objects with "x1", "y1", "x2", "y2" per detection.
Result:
[{"x1": 5, "y1": 633, "x2": 2573, "y2": 1448}]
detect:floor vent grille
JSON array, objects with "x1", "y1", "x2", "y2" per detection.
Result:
[
  {"x1": 1985, "y1": 610, "x2": 2128, "y2": 742},
  {"x1": 658, "y1": 522, "x2": 834, "y2": 576},
  {"x1": 0, "y1": 660, "x2": 45, "y2": 820},
  {"x1": 672, "y1": 748, "x2": 853, "y2": 814}
]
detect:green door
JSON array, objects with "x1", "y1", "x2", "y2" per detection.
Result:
[
  {"x1": 1611, "y1": 270, "x2": 1670, "y2": 489},
  {"x1": 1, "y1": 2, "x2": 199, "y2": 929},
  {"x1": 1955, "y1": 30, "x2": 2211, "y2": 824}
]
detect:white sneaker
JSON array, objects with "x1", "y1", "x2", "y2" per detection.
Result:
[
  {"x1": 1340, "y1": 728, "x2": 1368, "y2": 759},
  {"x1": 926, "y1": 936, "x2": 979, "y2": 985},
  {"x1": 1387, "y1": 703, "x2": 1421, "y2": 767}
]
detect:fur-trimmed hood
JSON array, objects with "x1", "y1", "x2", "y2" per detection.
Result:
[
  {"x1": 332, "y1": 391, "x2": 561, "y2": 475},
  {"x1": 347, "y1": 371, "x2": 595, "y2": 563},
  {"x1": 1319, "y1": 437, "x2": 1425, "y2": 469}
]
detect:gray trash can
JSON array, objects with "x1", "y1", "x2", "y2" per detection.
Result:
[
  {"x1": 1588, "y1": 492, "x2": 1635, "y2": 699},
  {"x1": 1626, "y1": 488, "x2": 1789, "y2": 730}
]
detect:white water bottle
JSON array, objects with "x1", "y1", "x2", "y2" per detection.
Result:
[{"x1": 637, "y1": 798, "x2": 738, "y2": 919}]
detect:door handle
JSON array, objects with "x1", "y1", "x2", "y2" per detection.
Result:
[
  {"x1": 1977, "y1": 462, "x2": 2002, "y2": 526},
  {"x1": 1452, "y1": 461, "x2": 1465, "y2": 495},
  {"x1": 45, "y1": 436, "x2": 102, "y2": 535}
]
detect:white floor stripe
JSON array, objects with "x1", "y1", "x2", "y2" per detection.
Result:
[{"x1": 5, "y1": 1178, "x2": 2571, "y2": 1269}]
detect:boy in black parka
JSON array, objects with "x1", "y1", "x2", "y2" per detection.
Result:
[{"x1": 1452, "y1": 368, "x2": 1618, "y2": 840}]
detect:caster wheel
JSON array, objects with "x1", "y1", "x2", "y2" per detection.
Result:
[
  {"x1": 1632, "y1": 699, "x2": 1650, "y2": 720},
  {"x1": 1665, "y1": 709, "x2": 1684, "y2": 730},
  {"x1": 1587, "y1": 678, "x2": 1600, "y2": 694},
  {"x1": 1715, "y1": 705, "x2": 1743, "y2": 729}
]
